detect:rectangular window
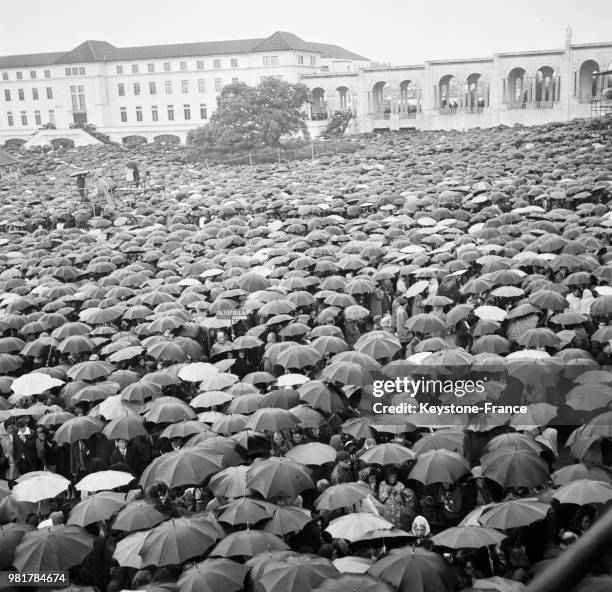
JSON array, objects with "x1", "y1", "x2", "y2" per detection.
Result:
[
  {"x1": 200, "y1": 103, "x2": 207, "y2": 119},
  {"x1": 18, "y1": 89, "x2": 24, "y2": 101},
  {"x1": 298, "y1": 55, "x2": 304, "y2": 65},
  {"x1": 148, "y1": 63, "x2": 155, "y2": 73},
  {"x1": 120, "y1": 107, "x2": 127, "y2": 122},
  {"x1": 149, "y1": 81, "x2": 156, "y2": 95},
  {"x1": 181, "y1": 80, "x2": 188, "y2": 93},
  {"x1": 163, "y1": 62, "x2": 171, "y2": 72},
  {"x1": 65, "y1": 67, "x2": 71, "y2": 76},
  {"x1": 132, "y1": 64, "x2": 139, "y2": 74},
  {"x1": 151, "y1": 105, "x2": 158, "y2": 121},
  {"x1": 310, "y1": 56, "x2": 316, "y2": 65},
  {"x1": 180, "y1": 61, "x2": 187, "y2": 71},
  {"x1": 16, "y1": 71, "x2": 23, "y2": 80},
  {"x1": 263, "y1": 56, "x2": 270, "y2": 66},
  {"x1": 271, "y1": 56, "x2": 278, "y2": 65},
  {"x1": 231, "y1": 58, "x2": 238, "y2": 68},
  {"x1": 32, "y1": 88, "x2": 39, "y2": 100},
  {"x1": 70, "y1": 85, "x2": 86, "y2": 111},
  {"x1": 116, "y1": 65, "x2": 123, "y2": 74},
  {"x1": 165, "y1": 81, "x2": 172, "y2": 94},
  {"x1": 197, "y1": 60, "x2": 204, "y2": 70},
  {"x1": 183, "y1": 104, "x2": 191, "y2": 120},
  {"x1": 79, "y1": 67, "x2": 85, "y2": 75},
  {"x1": 30, "y1": 70, "x2": 37, "y2": 79},
  {"x1": 71, "y1": 67, "x2": 79, "y2": 76},
  {"x1": 48, "y1": 109, "x2": 55, "y2": 124},
  {"x1": 7, "y1": 112, "x2": 13, "y2": 126},
  {"x1": 34, "y1": 110, "x2": 41, "y2": 125},
  {"x1": 136, "y1": 106, "x2": 143, "y2": 122},
  {"x1": 213, "y1": 59, "x2": 221, "y2": 69},
  {"x1": 2, "y1": 73, "x2": 8, "y2": 81},
  {"x1": 118, "y1": 83, "x2": 125, "y2": 96},
  {"x1": 263, "y1": 56, "x2": 279, "y2": 65},
  {"x1": 167, "y1": 105, "x2": 174, "y2": 121},
  {"x1": 44, "y1": 69, "x2": 51, "y2": 78},
  {"x1": 215, "y1": 78, "x2": 222, "y2": 92},
  {"x1": 232, "y1": 77, "x2": 239, "y2": 83},
  {"x1": 21, "y1": 111, "x2": 27, "y2": 125},
  {"x1": 4, "y1": 90, "x2": 10, "y2": 101},
  {"x1": 197, "y1": 79, "x2": 206, "y2": 93},
  {"x1": 321, "y1": 65, "x2": 329, "y2": 72},
  {"x1": 46, "y1": 87, "x2": 53, "y2": 99},
  {"x1": 133, "y1": 82, "x2": 141, "y2": 96}
]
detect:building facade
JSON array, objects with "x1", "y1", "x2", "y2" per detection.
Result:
[
  {"x1": 0, "y1": 32, "x2": 369, "y2": 146},
  {"x1": 0, "y1": 31, "x2": 611, "y2": 147}
]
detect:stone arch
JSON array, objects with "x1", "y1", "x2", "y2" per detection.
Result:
[
  {"x1": 399, "y1": 80, "x2": 420, "y2": 115},
  {"x1": 122, "y1": 135, "x2": 147, "y2": 147},
  {"x1": 578, "y1": 60, "x2": 599, "y2": 100},
  {"x1": 335, "y1": 86, "x2": 350, "y2": 112},
  {"x1": 311, "y1": 87, "x2": 327, "y2": 120},
  {"x1": 507, "y1": 67, "x2": 528, "y2": 107},
  {"x1": 535, "y1": 66, "x2": 556, "y2": 104},
  {"x1": 438, "y1": 74, "x2": 460, "y2": 112},
  {"x1": 466, "y1": 73, "x2": 487, "y2": 111},
  {"x1": 3, "y1": 138, "x2": 26, "y2": 149},
  {"x1": 50, "y1": 138, "x2": 75, "y2": 149},
  {"x1": 371, "y1": 81, "x2": 393, "y2": 118},
  {"x1": 153, "y1": 134, "x2": 180, "y2": 145}
]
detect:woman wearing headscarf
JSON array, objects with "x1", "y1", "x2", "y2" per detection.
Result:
[
  {"x1": 579, "y1": 289, "x2": 595, "y2": 316},
  {"x1": 410, "y1": 515, "x2": 433, "y2": 548},
  {"x1": 378, "y1": 468, "x2": 407, "y2": 527}
]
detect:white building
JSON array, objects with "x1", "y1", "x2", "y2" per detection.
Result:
[{"x1": 0, "y1": 31, "x2": 369, "y2": 146}]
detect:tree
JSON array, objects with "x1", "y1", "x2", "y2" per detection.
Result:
[{"x1": 187, "y1": 78, "x2": 310, "y2": 153}]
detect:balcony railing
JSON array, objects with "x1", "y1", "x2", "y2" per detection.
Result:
[
  {"x1": 438, "y1": 106, "x2": 485, "y2": 115},
  {"x1": 507, "y1": 101, "x2": 556, "y2": 110},
  {"x1": 398, "y1": 111, "x2": 418, "y2": 119},
  {"x1": 371, "y1": 112, "x2": 391, "y2": 120}
]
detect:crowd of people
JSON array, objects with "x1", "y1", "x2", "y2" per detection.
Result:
[{"x1": 0, "y1": 117, "x2": 611, "y2": 592}]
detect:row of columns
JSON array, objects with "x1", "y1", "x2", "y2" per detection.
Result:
[{"x1": 504, "y1": 75, "x2": 562, "y2": 106}]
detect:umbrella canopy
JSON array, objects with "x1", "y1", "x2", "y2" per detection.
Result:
[
  {"x1": 552, "y1": 479, "x2": 612, "y2": 505},
  {"x1": 75, "y1": 470, "x2": 135, "y2": 492},
  {"x1": 478, "y1": 498, "x2": 550, "y2": 529},
  {"x1": 67, "y1": 491, "x2": 126, "y2": 526},
  {"x1": 359, "y1": 443, "x2": 416, "y2": 465},
  {"x1": 481, "y1": 448, "x2": 550, "y2": 488},
  {"x1": 177, "y1": 558, "x2": 250, "y2": 592},
  {"x1": 246, "y1": 457, "x2": 314, "y2": 499},
  {"x1": 314, "y1": 482, "x2": 373, "y2": 511},
  {"x1": 326, "y1": 513, "x2": 393, "y2": 541},
  {"x1": 209, "y1": 529, "x2": 290, "y2": 558},
  {"x1": 11, "y1": 472, "x2": 70, "y2": 503},
  {"x1": 112, "y1": 500, "x2": 167, "y2": 532},
  {"x1": 263, "y1": 505, "x2": 313, "y2": 536},
  {"x1": 431, "y1": 525, "x2": 507, "y2": 549},
  {"x1": 285, "y1": 442, "x2": 337, "y2": 465},
  {"x1": 314, "y1": 574, "x2": 393, "y2": 592},
  {"x1": 408, "y1": 449, "x2": 470, "y2": 485}
]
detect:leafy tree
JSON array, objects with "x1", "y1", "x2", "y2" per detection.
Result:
[{"x1": 187, "y1": 78, "x2": 310, "y2": 153}]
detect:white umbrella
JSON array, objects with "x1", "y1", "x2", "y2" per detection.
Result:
[
  {"x1": 75, "y1": 470, "x2": 135, "y2": 492},
  {"x1": 406, "y1": 280, "x2": 429, "y2": 299},
  {"x1": 325, "y1": 513, "x2": 393, "y2": 541},
  {"x1": 12, "y1": 472, "x2": 70, "y2": 502},
  {"x1": 178, "y1": 363, "x2": 219, "y2": 382},
  {"x1": 474, "y1": 305, "x2": 507, "y2": 322},
  {"x1": 10, "y1": 374, "x2": 64, "y2": 398}
]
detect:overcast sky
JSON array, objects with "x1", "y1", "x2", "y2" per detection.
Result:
[{"x1": 1, "y1": 0, "x2": 611, "y2": 65}]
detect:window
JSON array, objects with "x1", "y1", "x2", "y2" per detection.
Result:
[
  {"x1": 21, "y1": 111, "x2": 27, "y2": 125},
  {"x1": 197, "y1": 79, "x2": 206, "y2": 93},
  {"x1": 132, "y1": 64, "x2": 139, "y2": 73},
  {"x1": 151, "y1": 105, "x2": 158, "y2": 121},
  {"x1": 149, "y1": 81, "x2": 156, "y2": 95},
  {"x1": 215, "y1": 78, "x2": 222, "y2": 92},
  {"x1": 48, "y1": 110, "x2": 55, "y2": 124},
  {"x1": 4, "y1": 90, "x2": 10, "y2": 101},
  {"x1": 197, "y1": 60, "x2": 204, "y2": 70},
  {"x1": 30, "y1": 70, "x2": 37, "y2": 79},
  {"x1": 200, "y1": 103, "x2": 207, "y2": 119},
  {"x1": 183, "y1": 104, "x2": 191, "y2": 120},
  {"x1": 7, "y1": 112, "x2": 13, "y2": 126},
  {"x1": 148, "y1": 63, "x2": 155, "y2": 73},
  {"x1": 163, "y1": 62, "x2": 171, "y2": 72},
  {"x1": 118, "y1": 83, "x2": 125, "y2": 96},
  {"x1": 34, "y1": 110, "x2": 41, "y2": 125},
  {"x1": 213, "y1": 59, "x2": 221, "y2": 69},
  {"x1": 72, "y1": 67, "x2": 79, "y2": 75},
  {"x1": 79, "y1": 67, "x2": 85, "y2": 75},
  {"x1": 231, "y1": 58, "x2": 238, "y2": 68},
  {"x1": 165, "y1": 81, "x2": 172, "y2": 94},
  {"x1": 232, "y1": 77, "x2": 239, "y2": 83},
  {"x1": 298, "y1": 55, "x2": 304, "y2": 65},
  {"x1": 65, "y1": 67, "x2": 71, "y2": 76},
  {"x1": 120, "y1": 107, "x2": 127, "y2": 122},
  {"x1": 133, "y1": 82, "x2": 141, "y2": 96},
  {"x1": 2, "y1": 73, "x2": 8, "y2": 81},
  {"x1": 321, "y1": 66, "x2": 329, "y2": 72},
  {"x1": 16, "y1": 71, "x2": 23, "y2": 80},
  {"x1": 310, "y1": 56, "x2": 316, "y2": 65},
  {"x1": 70, "y1": 85, "x2": 86, "y2": 111},
  {"x1": 46, "y1": 87, "x2": 53, "y2": 99},
  {"x1": 181, "y1": 80, "x2": 188, "y2": 93},
  {"x1": 180, "y1": 61, "x2": 187, "y2": 71},
  {"x1": 18, "y1": 89, "x2": 24, "y2": 101},
  {"x1": 44, "y1": 70, "x2": 51, "y2": 78},
  {"x1": 263, "y1": 56, "x2": 278, "y2": 65},
  {"x1": 116, "y1": 65, "x2": 123, "y2": 74},
  {"x1": 32, "y1": 88, "x2": 39, "y2": 100},
  {"x1": 136, "y1": 106, "x2": 143, "y2": 122},
  {"x1": 167, "y1": 105, "x2": 174, "y2": 120}
]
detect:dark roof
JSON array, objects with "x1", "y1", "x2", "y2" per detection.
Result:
[
  {"x1": 0, "y1": 150, "x2": 18, "y2": 167},
  {"x1": 308, "y1": 42, "x2": 369, "y2": 61},
  {"x1": 0, "y1": 32, "x2": 368, "y2": 68}
]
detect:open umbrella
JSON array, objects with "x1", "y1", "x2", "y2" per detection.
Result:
[
  {"x1": 408, "y1": 449, "x2": 470, "y2": 485},
  {"x1": 314, "y1": 482, "x2": 373, "y2": 511},
  {"x1": 326, "y1": 513, "x2": 393, "y2": 541},
  {"x1": 209, "y1": 530, "x2": 290, "y2": 558},
  {"x1": 246, "y1": 457, "x2": 314, "y2": 499},
  {"x1": 263, "y1": 505, "x2": 313, "y2": 536},
  {"x1": 67, "y1": 491, "x2": 126, "y2": 526},
  {"x1": 315, "y1": 574, "x2": 393, "y2": 592},
  {"x1": 359, "y1": 443, "x2": 416, "y2": 466},
  {"x1": 431, "y1": 525, "x2": 507, "y2": 549},
  {"x1": 12, "y1": 472, "x2": 70, "y2": 503},
  {"x1": 286, "y1": 442, "x2": 337, "y2": 465},
  {"x1": 75, "y1": 470, "x2": 135, "y2": 492},
  {"x1": 481, "y1": 448, "x2": 549, "y2": 488},
  {"x1": 177, "y1": 558, "x2": 250, "y2": 592},
  {"x1": 112, "y1": 529, "x2": 147, "y2": 568},
  {"x1": 552, "y1": 479, "x2": 612, "y2": 505},
  {"x1": 112, "y1": 500, "x2": 167, "y2": 532},
  {"x1": 478, "y1": 498, "x2": 550, "y2": 529}
]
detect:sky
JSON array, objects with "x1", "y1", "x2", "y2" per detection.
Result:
[{"x1": 1, "y1": 0, "x2": 611, "y2": 65}]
